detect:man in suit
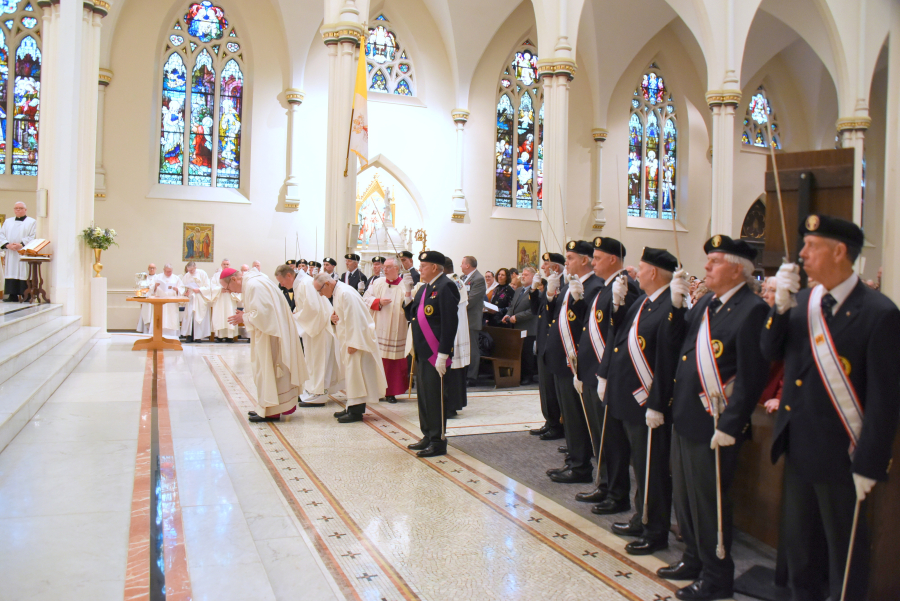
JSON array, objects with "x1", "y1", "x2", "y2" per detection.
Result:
[
  {"x1": 322, "y1": 257, "x2": 338, "y2": 280},
  {"x1": 341, "y1": 253, "x2": 368, "y2": 293},
  {"x1": 597, "y1": 247, "x2": 680, "y2": 556},
  {"x1": 658, "y1": 235, "x2": 770, "y2": 601},
  {"x1": 460, "y1": 256, "x2": 486, "y2": 385},
  {"x1": 502, "y1": 266, "x2": 537, "y2": 384},
  {"x1": 544, "y1": 240, "x2": 604, "y2": 484},
  {"x1": 365, "y1": 256, "x2": 386, "y2": 292},
  {"x1": 403, "y1": 250, "x2": 460, "y2": 458},
  {"x1": 763, "y1": 215, "x2": 900, "y2": 601},
  {"x1": 575, "y1": 237, "x2": 641, "y2": 507},
  {"x1": 529, "y1": 253, "x2": 566, "y2": 441},
  {"x1": 398, "y1": 250, "x2": 420, "y2": 284}
]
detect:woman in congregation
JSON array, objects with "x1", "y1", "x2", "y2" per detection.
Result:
[{"x1": 485, "y1": 267, "x2": 515, "y2": 328}]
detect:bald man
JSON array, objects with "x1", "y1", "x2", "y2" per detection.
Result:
[
  {"x1": 0, "y1": 202, "x2": 36, "y2": 302},
  {"x1": 136, "y1": 263, "x2": 158, "y2": 334}
]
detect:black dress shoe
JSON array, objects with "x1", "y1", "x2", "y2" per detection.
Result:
[
  {"x1": 249, "y1": 414, "x2": 280, "y2": 422},
  {"x1": 657, "y1": 561, "x2": 702, "y2": 581},
  {"x1": 625, "y1": 536, "x2": 669, "y2": 555},
  {"x1": 407, "y1": 438, "x2": 430, "y2": 451},
  {"x1": 548, "y1": 469, "x2": 592, "y2": 484},
  {"x1": 378, "y1": 397, "x2": 387, "y2": 402},
  {"x1": 337, "y1": 412, "x2": 363, "y2": 423},
  {"x1": 575, "y1": 487, "x2": 608, "y2": 503},
  {"x1": 333, "y1": 409, "x2": 347, "y2": 418},
  {"x1": 530, "y1": 425, "x2": 550, "y2": 436},
  {"x1": 247, "y1": 411, "x2": 258, "y2": 417},
  {"x1": 417, "y1": 443, "x2": 447, "y2": 458},
  {"x1": 557, "y1": 445, "x2": 568, "y2": 454},
  {"x1": 386, "y1": 396, "x2": 397, "y2": 404},
  {"x1": 591, "y1": 498, "x2": 630, "y2": 515},
  {"x1": 445, "y1": 409, "x2": 458, "y2": 418},
  {"x1": 297, "y1": 400, "x2": 325, "y2": 408},
  {"x1": 611, "y1": 521, "x2": 644, "y2": 536},
  {"x1": 466, "y1": 378, "x2": 477, "y2": 387},
  {"x1": 546, "y1": 466, "x2": 569, "y2": 476},
  {"x1": 675, "y1": 579, "x2": 732, "y2": 600},
  {"x1": 539, "y1": 429, "x2": 565, "y2": 440}
]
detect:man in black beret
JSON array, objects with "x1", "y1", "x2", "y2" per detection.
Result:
[
  {"x1": 529, "y1": 251, "x2": 566, "y2": 441},
  {"x1": 403, "y1": 250, "x2": 460, "y2": 457},
  {"x1": 398, "y1": 250, "x2": 420, "y2": 284},
  {"x1": 365, "y1": 255, "x2": 386, "y2": 292},
  {"x1": 322, "y1": 257, "x2": 338, "y2": 280},
  {"x1": 596, "y1": 247, "x2": 680, "y2": 556},
  {"x1": 658, "y1": 235, "x2": 770, "y2": 600},
  {"x1": 342, "y1": 253, "x2": 368, "y2": 294},
  {"x1": 297, "y1": 259, "x2": 309, "y2": 275},
  {"x1": 762, "y1": 215, "x2": 900, "y2": 601}
]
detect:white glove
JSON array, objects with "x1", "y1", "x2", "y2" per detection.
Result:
[
  {"x1": 435, "y1": 353, "x2": 449, "y2": 377},
  {"x1": 402, "y1": 272, "x2": 414, "y2": 289},
  {"x1": 569, "y1": 276, "x2": 584, "y2": 301},
  {"x1": 710, "y1": 429, "x2": 737, "y2": 449},
  {"x1": 612, "y1": 273, "x2": 627, "y2": 308},
  {"x1": 671, "y1": 269, "x2": 690, "y2": 309},
  {"x1": 531, "y1": 275, "x2": 540, "y2": 290},
  {"x1": 646, "y1": 409, "x2": 664, "y2": 429},
  {"x1": 775, "y1": 263, "x2": 801, "y2": 314},
  {"x1": 546, "y1": 271, "x2": 560, "y2": 297},
  {"x1": 597, "y1": 377, "x2": 607, "y2": 401},
  {"x1": 853, "y1": 473, "x2": 876, "y2": 501},
  {"x1": 572, "y1": 376, "x2": 583, "y2": 394}
]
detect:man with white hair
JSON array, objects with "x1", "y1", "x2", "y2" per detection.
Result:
[
  {"x1": 656, "y1": 235, "x2": 769, "y2": 600},
  {"x1": 251, "y1": 260, "x2": 261, "y2": 273},
  {"x1": 136, "y1": 263, "x2": 158, "y2": 334},
  {"x1": 223, "y1": 267, "x2": 308, "y2": 422},
  {"x1": 153, "y1": 263, "x2": 184, "y2": 339},
  {"x1": 211, "y1": 259, "x2": 238, "y2": 340},
  {"x1": 314, "y1": 272, "x2": 386, "y2": 422},
  {"x1": 0, "y1": 202, "x2": 36, "y2": 302},
  {"x1": 180, "y1": 261, "x2": 213, "y2": 342},
  {"x1": 364, "y1": 257, "x2": 410, "y2": 403}
]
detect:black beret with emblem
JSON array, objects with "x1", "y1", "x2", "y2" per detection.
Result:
[
  {"x1": 323, "y1": 257, "x2": 337, "y2": 266},
  {"x1": 703, "y1": 234, "x2": 757, "y2": 262},
  {"x1": 593, "y1": 236, "x2": 626, "y2": 258},
  {"x1": 565, "y1": 240, "x2": 594, "y2": 257},
  {"x1": 398, "y1": 250, "x2": 414, "y2": 259},
  {"x1": 309, "y1": 261, "x2": 321, "y2": 268},
  {"x1": 285, "y1": 259, "x2": 297, "y2": 266},
  {"x1": 641, "y1": 247, "x2": 678, "y2": 272},
  {"x1": 298, "y1": 259, "x2": 308, "y2": 265},
  {"x1": 344, "y1": 253, "x2": 360, "y2": 262},
  {"x1": 372, "y1": 256, "x2": 386, "y2": 263},
  {"x1": 800, "y1": 214, "x2": 864, "y2": 249},
  {"x1": 542, "y1": 251, "x2": 565, "y2": 265},
  {"x1": 418, "y1": 250, "x2": 446, "y2": 265}
]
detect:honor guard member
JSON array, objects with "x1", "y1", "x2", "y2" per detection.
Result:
[
  {"x1": 398, "y1": 250, "x2": 420, "y2": 284},
  {"x1": 322, "y1": 257, "x2": 338, "y2": 279},
  {"x1": 597, "y1": 248, "x2": 679, "y2": 555},
  {"x1": 544, "y1": 241, "x2": 603, "y2": 483},
  {"x1": 575, "y1": 237, "x2": 641, "y2": 506},
  {"x1": 659, "y1": 235, "x2": 770, "y2": 601},
  {"x1": 529, "y1": 252, "x2": 566, "y2": 441},
  {"x1": 297, "y1": 259, "x2": 310, "y2": 275},
  {"x1": 403, "y1": 250, "x2": 460, "y2": 457},
  {"x1": 762, "y1": 215, "x2": 900, "y2": 601},
  {"x1": 308, "y1": 261, "x2": 321, "y2": 276},
  {"x1": 342, "y1": 253, "x2": 368, "y2": 293},
  {"x1": 366, "y1": 256, "x2": 386, "y2": 292}
]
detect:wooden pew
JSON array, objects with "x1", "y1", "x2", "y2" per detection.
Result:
[{"x1": 481, "y1": 326, "x2": 524, "y2": 388}]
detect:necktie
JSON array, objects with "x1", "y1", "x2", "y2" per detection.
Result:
[
  {"x1": 708, "y1": 298, "x2": 722, "y2": 314},
  {"x1": 821, "y1": 293, "x2": 837, "y2": 323}
]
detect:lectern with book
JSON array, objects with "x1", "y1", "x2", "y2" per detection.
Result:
[{"x1": 17, "y1": 238, "x2": 50, "y2": 303}]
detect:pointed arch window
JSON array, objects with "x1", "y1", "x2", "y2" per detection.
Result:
[
  {"x1": 158, "y1": 1, "x2": 245, "y2": 188},
  {"x1": 494, "y1": 41, "x2": 542, "y2": 209},
  {"x1": 742, "y1": 86, "x2": 780, "y2": 149},
  {"x1": 365, "y1": 14, "x2": 415, "y2": 96},
  {"x1": 627, "y1": 64, "x2": 677, "y2": 220}
]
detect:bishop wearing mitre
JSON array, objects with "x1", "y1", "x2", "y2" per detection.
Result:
[
  {"x1": 153, "y1": 263, "x2": 184, "y2": 339},
  {"x1": 211, "y1": 258, "x2": 238, "y2": 340},
  {"x1": 363, "y1": 257, "x2": 410, "y2": 403},
  {"x1": 0, "y1": 202, "x2": 37, "y2": 302},
  {"x1": 223, "y1": 267, "x2": 308, "y2": 423},
  {"x1": 313, "y1": 272, "x2": 387, "y2": 423},
  {"x1": 181, "y1": 261, "x2": 213, "y2": 342}
]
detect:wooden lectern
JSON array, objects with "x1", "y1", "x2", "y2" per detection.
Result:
[
  {"x1": 126, "y1": 297, "x2": 188, "y2": 351},
  {"x1": 18, "y1": 239, "x2": 51, "y2": 304}
]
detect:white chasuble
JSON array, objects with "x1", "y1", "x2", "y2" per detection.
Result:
[
  {"x1": 293, "y1": 276, "x2": 343, "y2": 395},
  {"x1": 181, "y1": 270, "x2": 213, "y2": 338},
  {"x1": 242, "y1": 272, "x2": 309, "y2": 416},
  {"x1": 0, "y1": 215, "x2": 36, "y2": 280},
  {"x1": 153, "y1": 274, "x2": 184, "y2": 338},
  {"x1": 136, "y1": 274, "x2": 159, "y2": 333},
  {"x1": 211, "y1": 269, "x2": 238, "y2": 337},
  {"x1": 363, "y1": 277, "x2": 409, "y2": 360},
  {"x1": 332, "y1": 281, "x2": 387, "y2": 406}
]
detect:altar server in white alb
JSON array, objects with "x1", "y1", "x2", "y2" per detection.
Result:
[
  {"x1": 223, "y1": 267, "x2": 308, "y2": 423},
  {"x1": 314, "y1": 272, "x2": 387, "y2": 423},
  {"x1": 153, "y1": 264, "x2": 184, "y2": 339},
  {"x1": 211, "y1": 258, "x2": 239, "y2": 340},
  {"x1": 180, "y1": 261, "x2": 213, "y2": 342},
  {"x1": 443, "y1": 256, "x2": 470, "y2": 415},
  {"x1": 136, "y1": 263, "x2": 158, "y2": 334},
  {"x1": 363, "y1": 257, "x2": 410, "y2": 403},
  {"x1": 0, "y1": 202, "x2": 36, "y2": 302}
]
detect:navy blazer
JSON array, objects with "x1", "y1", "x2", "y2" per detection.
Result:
[
  {"x1": 404, "y1": 274, "x2": 460, "y2": 358},
  {"x1": 576, "y1": 271, "x2": 640, "y2": 383},
  {"x1": 543, "y1": 275, "x2": 604, "y2": 378}
]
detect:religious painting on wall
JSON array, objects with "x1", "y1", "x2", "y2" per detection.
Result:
[
  {"x1": 355, "y1": 172, "x2": 397, "y2": 247},
  {"x1": 182, "y1": 223, "x2": 214, "y2": 262},
  {"x1": 516, "y1": 240, "x2": 539, "y2": 273}
]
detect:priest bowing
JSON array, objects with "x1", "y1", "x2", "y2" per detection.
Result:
[
  {"x1": 223, "y1": 267, "x2": 308, "y2": 423},
  {"x1": 363, "y1": 257, "x2": 410, "y2": 403},
  {"x1": 0, "y1": 202, "x2": 36, "y2": 302}
]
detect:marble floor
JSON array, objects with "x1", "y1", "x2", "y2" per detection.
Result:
[{"x1": 0, "y1": 334, "x2": 744, "y2": 600}]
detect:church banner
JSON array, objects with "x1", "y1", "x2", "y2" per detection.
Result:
[{"x1": 348, "y1": 46, "x2": 369, "y2": 170}]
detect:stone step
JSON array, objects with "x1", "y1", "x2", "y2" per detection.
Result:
[
  {"x1": 0, "y1": 303, "x2": 62, "y2": 343},
  {"x1": 0, "y1": 325, "x2": 99, "y2": 452},
  {"x1": 0, "y1": 315, "x2": 81, "y2": 387}
]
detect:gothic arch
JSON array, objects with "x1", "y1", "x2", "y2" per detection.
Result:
[{"x1": 360, "y1": 153, "x2": 427, "y2": 223}]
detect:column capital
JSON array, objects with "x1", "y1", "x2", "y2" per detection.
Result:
[
  {"x1": 451, "y1": 109, "x2": 469, "y2": 123},
  {"x1": 98, "y1": 68, "x2": 112, "y2": 86},
  {"x1": 836, "y1": 116, "x2": 872, "y2": 132},
  {"x1": 536, "y1": 58, "x2": 576, "y2": 80},
  {"x1": 321, "y1": 22, "x2": 364, "y2": 46},
  {"x1": 591, "y1": 128, "x2": 608, "y2": 142},
  {"x1": 706, "y1": 89, "x2": 741, "y2": 108},
  {"x1": 285, "y1": 88, "x2": 305, "y2": 105},
  {"x1": 91, "y1": 0, "x2": 110, "y2": 17}
]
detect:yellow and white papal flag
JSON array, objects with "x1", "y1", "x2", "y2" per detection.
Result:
[{"x1": 348, "y1": 47, "x2": 369, "y2": 170}]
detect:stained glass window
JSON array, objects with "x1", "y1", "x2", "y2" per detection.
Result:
[
  {"x1": 742, "y1": 86, "x2": 781, "y2": 149},
  {"x1": 628, "y1": 65, "x2": 676, "y2": 219},
  {"x1": 158, "y1": 3, "x2": 245, "y2": 188},
  {"x1": 364, "y1": 15, "x2": 416, "y2": 96},
  {"x1": 0, "y1": 30, "x2": 7, "y2": 172},
  {"x1": 494, "y1": 42, "x2": 542, "y2": 209},
  {"x1": 0, "y1": 4, "x2": 41, "y2": 177}
]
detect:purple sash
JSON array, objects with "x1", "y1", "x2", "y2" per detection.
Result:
[{"x1": 416, "y1": 287, "x2": 452, "y2": 368}]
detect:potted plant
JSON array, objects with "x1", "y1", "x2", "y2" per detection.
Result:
[{"x1": 81, "y1": 223, "x2": 118, "y2": 277}]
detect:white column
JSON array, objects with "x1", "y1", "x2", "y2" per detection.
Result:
[
  {"x1": 707, "y1": 90, "x2": 741, "y2": 237},
  {"x1": 537, "y1": 61, "x2": 576, "y2": 252},
  {"x1": 591, "y1": 128, "x2": 607, "y2": 231},
  {"x1": 450, "y1": 108, "x2": 469, "y2": 221},
  {"x1": 282, "y1": 88, "x2": 304, "y2": 211},
  {"x1": 837, "y1": 117, "x2": 871, "y2": 225},
  {"x1": 881, "y1": 4, "x2": 900, "y2": 300},
  {"x1": 94, "y1": 67, "x2": 111, "y2": 200}
]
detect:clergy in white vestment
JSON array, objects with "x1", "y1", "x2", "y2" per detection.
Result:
[
  {"x1": 180, "y1": 261, "x2": 213, "y2": 341},
  {"x1": 313, "y1": 273, "x2": 387, "y2": 423},
  {"x1": 0, "y1": 202, "x2": 37, "y2": 302},
  {"x1": 362, "y1": 257, "x2": 410, "y2": 403},
  {"x1": 136, "y1": 263, "x2": 158, "y2": 334},
  {"x1": 223, "y1": 267, "x2": 308, "y2": 422},
  {"x1": 211, "y1": 258, "x2": 239, "y2": 340},
  {"x1": 443, "y1": 257, "x2": 470, "y2": 414},
  {"x1": 152, "y1": 264, "x2": 184, "y2": 339}
]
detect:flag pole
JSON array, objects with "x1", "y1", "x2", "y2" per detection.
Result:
[{"x1": 343, "y1": 107, "x2": 356, "y2": 178}]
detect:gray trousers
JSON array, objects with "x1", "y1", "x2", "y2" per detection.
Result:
[{"x1": 467, "y1": 328, "x2": 480, "y2": 379}]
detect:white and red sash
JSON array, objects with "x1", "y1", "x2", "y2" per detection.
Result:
[
  {"x1": 588, "y1": 289, "x2": 606, "y2": 361},
  {"x1": 808, "y1": 285, "x2": 863, "y2": 454},
  {"x1": 696, "y1": 305, "x2": 734, "y2": 415},
  {"x1": 558, "y1": 287, "x2": 578, "y2": 374},
  {"x1": 627, "y1": 298, "x2": 653, "y2": 405}
]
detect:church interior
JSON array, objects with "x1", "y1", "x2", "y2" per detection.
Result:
[{"x1": 0, "y1": 0, "x2": 898, "y2": 599}]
